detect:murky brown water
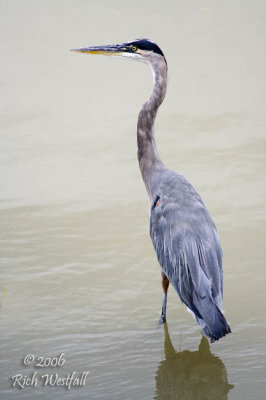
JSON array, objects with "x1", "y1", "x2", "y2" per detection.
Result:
[{"x1": 1, "y1": 0, "x2": 266, "y2": 399}]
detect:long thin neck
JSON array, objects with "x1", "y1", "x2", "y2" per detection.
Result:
[{"x1": 137, "y1": 55, "x2": 167, "y2": 199}]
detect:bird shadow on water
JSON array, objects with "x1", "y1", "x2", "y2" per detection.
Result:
[{"x1": 154, "y1": 323, "x2": 234, "y2": 400}]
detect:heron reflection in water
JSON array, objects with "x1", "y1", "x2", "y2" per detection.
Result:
[
  {"x1": 154, "y1": 323, "x2": 234, "y2": 400},
  {"x1": 72, "y1": 39, "x2": 231, "y2": 342}
]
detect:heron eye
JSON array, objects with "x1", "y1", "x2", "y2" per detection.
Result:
[{"x1": 132, "y1": 46, "x2": 137, "y2": 51}]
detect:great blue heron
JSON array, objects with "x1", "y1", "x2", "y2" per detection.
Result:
[{"x1": 72, "y1": 39, "x2": 231, "y2": 342}]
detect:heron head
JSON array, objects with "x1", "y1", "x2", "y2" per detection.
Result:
[{"x1": 71, "y1": 39, "x2": 167, "y2": 65}]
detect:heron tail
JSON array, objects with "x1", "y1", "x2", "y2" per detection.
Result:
[{"x1": 195, "y1": 303, "x2": 231, "y2": 343}]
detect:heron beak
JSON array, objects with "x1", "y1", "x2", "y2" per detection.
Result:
[{"x1": 70, "y1": 44, "x2": 127, "y2": 56}]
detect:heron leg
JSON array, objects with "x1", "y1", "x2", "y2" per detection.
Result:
[{"x1": 159, "y1": 272, "x2": 169, "y2": 325}]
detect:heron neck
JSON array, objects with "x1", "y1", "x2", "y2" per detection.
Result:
[{"x1": 137, "y1": 56, "x2": 167, "y2": 199}]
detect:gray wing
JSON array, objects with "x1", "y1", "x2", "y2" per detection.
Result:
[{"x1": 149, "y1": 171, "x2": 224, "y2": 317}]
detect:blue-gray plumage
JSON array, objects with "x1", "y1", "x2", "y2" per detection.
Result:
[{"x1": 72, "y1": 39, "x2": 231, "y2": 342}]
